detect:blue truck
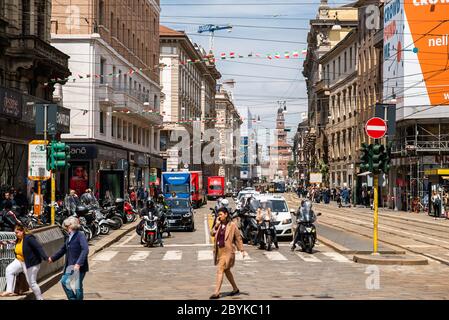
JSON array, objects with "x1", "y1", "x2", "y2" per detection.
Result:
[{"x1": 161, "y1": 172, "x2": 191, "y2": 199}]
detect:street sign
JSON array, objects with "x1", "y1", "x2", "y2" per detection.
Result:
[
  {"x1": 365, "y1": 117, "x2": 387, "y2": 139},
  {"x1": 28, "y1": 140, "x2": 51, "y2": 181}
]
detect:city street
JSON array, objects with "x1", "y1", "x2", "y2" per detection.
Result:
[{"x1": 41, "y1": 198, "x2": 449, "y2": 300}]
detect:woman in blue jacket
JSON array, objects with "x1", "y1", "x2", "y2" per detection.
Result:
[
  {"x1": 0, "y1": 225, "x2": 48, "y2": 299},
  {"x1": 49, "y1": 216, "x2": 89, "y2": 300}
]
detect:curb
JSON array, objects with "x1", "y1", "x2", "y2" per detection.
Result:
[
  {"x1": 16, "y1": 220, "x2": 139, "y2": 300},
  {"x1": 353, "y1": 254, "x2": 428, "y2": 266}
]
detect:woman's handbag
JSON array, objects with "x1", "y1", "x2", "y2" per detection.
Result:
[{"x1": 14, "y1": 272, "x2": 29, "y2": 295}]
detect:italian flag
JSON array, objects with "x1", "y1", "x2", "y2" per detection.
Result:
[
  {"x1": 285, "y1": 52, "x2": 290, "y2": 59},
  {"x1": 292, "y1": 51, "x2": 299, "y2": 58},
  {"x1": 274, "y1": 53, "x2": 281, "y2": 59},
  {"x1": 220, "y1": 53, "x2": 226, "y2": 59},
  {"x1": 230, "y1": 52, "x2": 235, "y2": 58}
]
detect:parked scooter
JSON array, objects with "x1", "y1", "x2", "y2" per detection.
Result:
[
  {"x1": 124, "y1": 200, "x2": 138, "y2": 223},
  {"x1": 291, "y1": 200, "x2": 321, "y2": 253}
]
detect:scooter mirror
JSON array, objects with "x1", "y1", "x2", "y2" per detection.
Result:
[
  {"x1": 317, "y1": 212, "x2": 322, "y2": 216},
  {"x1": 290, "y1": 210, "x2": 296, "y2": 214}
]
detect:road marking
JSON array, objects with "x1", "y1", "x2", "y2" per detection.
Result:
[
  {"x1": 295, "y1": 252, "x2": 322, "y2": 263},
  {"x1": 163, "y1": 250, "x2": 183, "y2": 260},
  {"x1": 127, "y1": 251, "x2": 150, "y2": 261},
  {"x1": 235, "y1": 252, "x2": 252, "y2": 260},
  {"x1": 118, "y1": 243, "x2": 214, "y2": 248},
  {"x1": 204, "y1": 216, "x2": 210, "y2": 245},
  {"x1": 92, "y1": 251, "x2": 118, "y2": 261},
  {"x1": 263, "y1": 251, "x2": 288, "y2": 261},
  {"x1": 322, "y1": 252, "x2": 351, "y2": 263},
  {"x1": 198, "y1": 250, "x2": 214, "y2": 261},
  {"x1": 117, "y1": 233, "x2": 137, "y2": 247},
  {"x1": 403, "y1": 245, "x2": 435, "y2": 248}
]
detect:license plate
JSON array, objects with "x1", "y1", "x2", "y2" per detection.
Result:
[
  {"x1": 306, "y1": 228, "x2": 312, "y2": 232},
  {"x1": 168, "y1": 220, "x2": 177, "y2": 224}
]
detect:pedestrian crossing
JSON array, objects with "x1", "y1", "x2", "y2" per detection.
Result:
[{"x1": 93, "y1": 249, "x2": 353, "y2": 264}]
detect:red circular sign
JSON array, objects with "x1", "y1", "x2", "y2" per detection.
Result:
[{"x1": 365, "y1": 117, "x2": 387, "y2": 139}]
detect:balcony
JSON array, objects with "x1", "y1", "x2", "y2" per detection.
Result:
[
  {"x1": 98, "y1": 84, "x2": 115, "y2": 105},
  {"x1": 9, "y1": 35, "x2": 69, "y2": 71},
  {"x1": 392, "y1": 135, "x2": 449, "y2": 154},
  {"x1": 112, "y1": 88, "x2": 162, "y2": 125}
]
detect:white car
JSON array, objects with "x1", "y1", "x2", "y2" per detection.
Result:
[
  {"x1": 235, "y1": 190, "x2": 260, "y2": 208},
  {"x1": 255, "y1": 194, "x2": 293, "y2": 239}
]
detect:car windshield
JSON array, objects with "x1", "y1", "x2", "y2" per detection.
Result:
[
  {"x1": 268, "y1": 200, "x2": 288, "y2": 212},
  {"x1": 167, "y1": 199, "x2": 190, "y2": 208},
  {"x1": 209, "y1": 185, "x2": 222, "y2": 190},
  {"x1": 164, "y1": 184, "x2": 189, "y2": 193}
]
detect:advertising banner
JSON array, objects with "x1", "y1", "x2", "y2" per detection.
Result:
[{"x1": 384, "y1": 0, "x2": 449, "y2": 120}]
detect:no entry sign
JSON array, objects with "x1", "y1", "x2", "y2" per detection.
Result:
[{"x1": 365, "y1": 117, "x2": 387, "y2": 139}]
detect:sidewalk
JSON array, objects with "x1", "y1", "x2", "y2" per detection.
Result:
[{"x1": 1, "y1": 219, "x2": 139, "y2": 301}]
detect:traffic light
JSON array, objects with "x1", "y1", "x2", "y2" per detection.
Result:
[
  {"x1": 372, "y1": 144, "x2": 385, "y2": 174},
  {"x1": 359, "y1": 143, "x2": 371, "y2": 172},
  {"x1": 47, "y1": 141, "x2": 70, "y2": 171},
  {"x1": 383, "y1": 141, "x2": 392, "y2": 173}
]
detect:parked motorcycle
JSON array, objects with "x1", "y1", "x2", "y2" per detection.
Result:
[
  {"x1": 124, "y1": 201, "x2": 138, "y2": 223},
  {"x1": 291, "y1": 200, "x2": 321, "y2": 253},
  {"x1": 101, "y1": 205, "x2": 123, "y2": 230}
]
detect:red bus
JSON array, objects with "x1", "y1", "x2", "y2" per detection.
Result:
[{"x1": 207, "y1": 176, "x2": 225, "y2": 200}]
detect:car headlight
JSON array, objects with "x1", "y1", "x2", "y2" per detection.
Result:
[{"x1": 282, "y1": 219, "x2": 292, "y2": 225}]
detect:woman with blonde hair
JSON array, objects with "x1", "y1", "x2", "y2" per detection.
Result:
[{"x1": 0, "y1": 225, "x2": 48, "y2": 299}]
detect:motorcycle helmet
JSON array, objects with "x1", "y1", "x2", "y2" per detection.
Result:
[
  {"x1": 221, "y1": 198, "x2": 229, "y2": 209},
  {"x1": 146, "y1": 198, "x2": 155, "y2": 208}
]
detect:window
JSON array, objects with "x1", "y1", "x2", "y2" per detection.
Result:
[
  {"x1": 110, "y1": 12, "x2": 114, "y2": 35},
  {"x1": 116, "y1": 18, "x2": 120, "y2": 39},
  {"x1": 100, "y1": 111, "x2": 105, "y2": 134},
  {"x1": 332, "y1": 61, "x2": 335, "y2": 80},
  {"x1": 123, "y1": 121, "x2": 127, "y2": 140},
  {"x1": 133, "y1": 125, "x2": 137, "y2": 144},
  {"x1": 338, "y1": 56, "x2": 341, "y2": 77},
  {"x1": 118, "y1": 70, "x2": 122, "y2": 90},
  {"x1": 117, "y1": 118, "x2": 122, "y2": 139},
  {"x1": 349, "y1": 47, "x2": 353, "y2": 68},
  {"x1": 112, "y1": 116, "x2": 116, "y2": 137},
  {"x1": 112, "y1": 65, "x2": 116, "y2": 88},
  {"x1": 99, "y1": 0, "x2": 104, "y2": 25},
  {"x1": 128, "y1": 124, "x2": 132, "y2": 142},
  {"x1": 124, "y1": 74, "x2": 127, "y2": 90},
  {"x1": 344, "y1": 51, "x2": 347, "y2": 73},
  {"x1": 100, "y1": 58, "x2": 106, "y2": 84}
]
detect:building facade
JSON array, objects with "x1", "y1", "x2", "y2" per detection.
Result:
[
  {"x1": 159, "y1": 25, "x2": 220, "y2": 174},
  {"x1": 302, "y1": 0, "x2": 358, "y2": 186},
  {"x1": 322, "y1": 30, "x2": 358, "y2": 189},
  {"x1": 215, "y1": 86, "x2": 242, "y2": 190},
  {"x1": 51, "y1": 0, "x2": 163, "y2": 196},
  {"x1": 0, "y1": 0, "x2": 70, "y2": 193}
]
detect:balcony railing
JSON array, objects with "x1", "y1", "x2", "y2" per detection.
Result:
[{"x1": 392, "y1": 135, "x2": 449, "y2": 154}]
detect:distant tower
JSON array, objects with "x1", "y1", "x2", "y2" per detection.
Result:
[{"x1": 268, "y1": 107, "x2": 292, "y2": 180}]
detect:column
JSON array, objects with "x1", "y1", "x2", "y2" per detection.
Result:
[{"x1": 150, "y1": 126, "x2": 155, "y2": 153}]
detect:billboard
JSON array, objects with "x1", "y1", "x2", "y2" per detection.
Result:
[{"x1": 383, "y1": 0, "x2": 449, "y2": 120}]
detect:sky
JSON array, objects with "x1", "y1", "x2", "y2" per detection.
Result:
[{"x1": 160, "y1": 0, "x2": 348, "y2": 145}]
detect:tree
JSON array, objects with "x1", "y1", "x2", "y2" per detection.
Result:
[{"x1": 287, "y1": 160, "x2": 296, "y2": 178}]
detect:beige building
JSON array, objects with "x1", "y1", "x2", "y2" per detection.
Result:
[
  {"x1": 321, "y1": 30, "x2": 358, "y2": 188},
  {"x1": 51, "y1": 0, "x2": 163, "y2": 192},
  {"x1": 159, "y1": 25, "x2": 221, "y2": 173},
  {"x1": 215, "y1": 86, "x2": 242, "y2": 189},
  {"x1": 302, "y1": 0, "x2": 358, "y2": 186}
]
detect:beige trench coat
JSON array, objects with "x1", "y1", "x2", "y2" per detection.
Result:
[{"x1": 211, "y1": 221, "x2": 244, "y2": 269}]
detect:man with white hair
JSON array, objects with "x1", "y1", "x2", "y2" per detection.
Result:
[{"x1": 48, "y1": 216, "x2": 89, "y2": 300}]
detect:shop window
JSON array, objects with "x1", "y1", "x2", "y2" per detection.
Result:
[{"x1": 100, "y1": 111, "x2": 105, "y2": 134}]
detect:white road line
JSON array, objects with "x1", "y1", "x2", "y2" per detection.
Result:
[
  {"x1": 263, "y1": 251, "x2": 288, "y2": 261},
  {"x1": 92, "y1": 251, "x2": 118, "y2": 261},
  {"x1": 322, "y1": 252, "x2": 351, "y2": 263},
  {"x1": 235, "y1": 252, "x2": 252, "y2": 260},
  {"x1": 163, "y1": 250, "x2": 183, "y2": 261},
  {"x1": 127, "y1": 251, "x2": 150, "y2": 261},
  {"x1": 118, "y1": 243, "x2": 214, "y2": 248},
  {"x1": 117, "y1": 233, "x2": 137, "y2": 247},
  {"x1": 204, "y1": 216, "x2": 210, "y2": 245},
  {"x1": 198, "y1": 250, "x2": 214, "y2": 261},
  {"x1": 295, "y1": 252, "x2": 322, "y2": 263}
]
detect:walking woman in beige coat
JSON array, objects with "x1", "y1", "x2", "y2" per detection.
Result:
[{"x1": 210, "y1": 208, "x2": 247, "y2": 299}]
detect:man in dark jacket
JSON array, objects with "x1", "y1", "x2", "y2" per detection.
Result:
[
  {"x1": 49, "y1": 216, "x2": 89, "y2": 300},
  {"x1": 0, "y1": 201, "x2": 22, "y2": 231}
]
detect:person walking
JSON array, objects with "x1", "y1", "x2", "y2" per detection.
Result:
[
  {"x1": 431, "y1": 191, "x2": 442, "y2": 218},
  {"x1": 210, "y1": 208, "x2": 247, "y2": 299},
  {"x1": 48, "y1": 216, "x2": 89, "y2": 300},
  {"x1": 0, "y1": 201, "x2": 22, "y2": 232},
  {"x1": 0, "y1": 225, "x2": 48, "y2": 299}
]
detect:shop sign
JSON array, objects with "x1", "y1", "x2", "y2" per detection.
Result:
[
  {"x1": 69, "y1": 144, "x2": 98, "y2": 159},
  {"x1": 0, "y1": 87, "x2": 22, "y2": 119}
]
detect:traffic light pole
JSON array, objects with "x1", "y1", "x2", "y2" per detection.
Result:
[{"x1": 373, "y1": 174, "x2": 379, "y2": 254}]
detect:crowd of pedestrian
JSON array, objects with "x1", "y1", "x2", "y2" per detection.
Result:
[{"x1": 296, "y1": 185, "x2": 353, "y2": 206}]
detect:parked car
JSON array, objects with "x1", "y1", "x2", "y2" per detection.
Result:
[
  {"x1": 165, "y1": 198, "x2": 195, "y2": 232},
  {"x1": 254, "y1": 194, "x2": 293, "y2": 239}
]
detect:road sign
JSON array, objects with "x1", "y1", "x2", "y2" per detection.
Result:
[
  {"x1": 365, "y1": 117, "x2": 387, "y2": 139},
  {"x1": 28, "y1": 140, "x2": 51, "y2": 181}
]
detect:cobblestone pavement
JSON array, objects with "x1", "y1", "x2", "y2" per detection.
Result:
[{"x1": 42, "y1": 200, "x2": 449, "y2": 300}]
